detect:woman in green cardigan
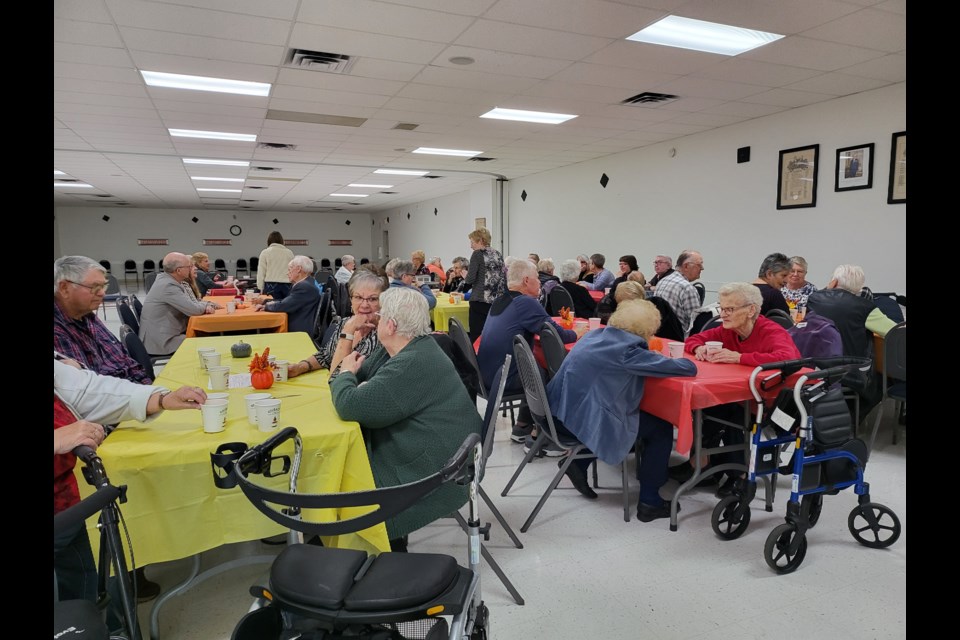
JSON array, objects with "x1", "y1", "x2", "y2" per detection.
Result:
[{"x1": 330, "y1": 286, "x2": 482, "y2": 550}]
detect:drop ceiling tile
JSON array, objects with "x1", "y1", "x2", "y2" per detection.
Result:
[
  {"x1": 106, "y1": 0, "x2": 291, "y2": 45},
  {"x1": 276, "y1": 68, "x2": 406, "y2": 96},
  {"x1": 54, "y1": 18, "x2": 125, "y2": 47},
  {"x1": 454, "y1": 19, "x2": 611, "y2": 59},
  {"x1": 430, "y1": 46, "x2": 572, "y2": 79},
  {"x1": 483, "y1": 0, "x2": 665, "y2": 38},
  {"x1": 120, "y1": 27, "x2": 284, "y2": 65},
  {"x1": 743, "y1": 36, "x2": 884, "y2": 72},
  {"x1": 800, "y1": 8, "x2": 905, "y2": 52},
  {"x1": 297, "y1": 0, "x2": 476, "y2": 43},
  {"x1": 289, "y1": 23, "x2": 445, "y2": 65},
  {"x1": 54, "y1": 42, "x2": 134, "y2": 68},
  {"x1": 785, "y1": 72, "x2": 890, "y2": 96},
  {"x1": 549, "y1": 62, "x2": 679, "y2": 89}
]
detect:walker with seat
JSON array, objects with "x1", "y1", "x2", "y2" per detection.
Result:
[
  {"x1": 710, "y1": 356, "x2": 901, "y2": 573},
  {"x1": 211, "y1": 427, "x2": 488, "y2": 639}
]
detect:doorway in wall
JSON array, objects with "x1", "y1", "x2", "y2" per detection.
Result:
[{"x1": 381, "y1": 230, "x2": 389, "y2": 261}]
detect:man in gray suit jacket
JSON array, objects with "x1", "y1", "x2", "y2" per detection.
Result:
[{"x1": 139, "y1": 252, "x2": 218, "y2": 355}]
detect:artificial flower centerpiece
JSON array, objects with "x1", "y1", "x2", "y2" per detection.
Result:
[{"x1": 249, "y1": 347, "x2": 275, "y2": 389}]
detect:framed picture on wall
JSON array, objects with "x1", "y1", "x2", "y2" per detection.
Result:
[
  {"x1": 776, "y1": 144, "x2": 819, "y2": 210},
  {"x1": 474, "y1": 217, "x2": 487, "y2": 229},
  {"x1": 834, "y1": 143, "x2": 874, "y2": 192},
  {"x1": 887, "y1": 131, "x2": 906, "y2": 204}
]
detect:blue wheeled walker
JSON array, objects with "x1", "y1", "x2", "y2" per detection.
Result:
[
  {"x1": 709, "y1": 356, "x2": 901, "y2": 574},
  {"x1": 211, "y1": 427, "x2": 488, "y2": 640}
]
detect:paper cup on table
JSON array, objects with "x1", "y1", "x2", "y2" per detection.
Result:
[
  {"x1": 208, "y1": 366, "x2": 230, "y2": 391},
  {"x1": 200, "y1": 399, "x2": 229, "y2": 434},
  {"x1": 573, "y1": 319, "x2": 589, "y2": 338},
  {"x1": 255, "y1": 398, "x2": 281, "y2": 432},
  {"x1": 206, "y1": 392, "x2": 230, "y2": 402},
  {"x1": 668, "y1": 341, "x2": 685, "y2": 358},
  {"x1": 198, "y1": 347, "x2": 217, "y2": 369},
  {"x1": 244, "y1": 393, "x2": 272, "y2": 426},
  {"x1": 588, "y1": 317, "x2": 602, "y2": 331},
  {"x1": 705, "y1": 341, "x2": 723, "y2": 356},
  {"x1": 273, "y1": 360, "x2": 289, "y2": 382},
  {"x1": 226, "y1": 301, "x2": 236, "y2": 314}
]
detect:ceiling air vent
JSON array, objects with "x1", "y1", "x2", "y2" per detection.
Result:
[
  {"x1": 285, "y1": 49, "x2": 357, "y2": 75},
  {"x1": 621, "y1": 91, "x2": 679, "y2": 105},
  {"x1": 257, "y1": 142, "x2": 297, "y2": 150},
  {"x1": 469, "y1": 157, "x2": 495, "y2": 162},
  {"x1": 393, "y1": 122, "x2": 419, "y2": 131}
]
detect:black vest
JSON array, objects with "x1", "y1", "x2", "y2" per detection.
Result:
[{"x1": 806, "y1": 288, "x2": 875, "y2": 359}]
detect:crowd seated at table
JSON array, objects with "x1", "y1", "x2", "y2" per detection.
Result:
[
  {"x1": 139, "y1": 252, "x2": 220, "y2": 356},
  {"x1": 551, "y1": 258, "x2": 598, "y2": 318},
  {"x1": 250, "y1": 255, "x2": 319, "y2": 335}
]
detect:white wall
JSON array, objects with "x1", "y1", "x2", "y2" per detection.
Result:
[
  {"x1": 54, "y1": 207, "x2": 373, "y2": 277},
  {"x1": 369, "y1": 83, "x2": 906, "y2": 297}
]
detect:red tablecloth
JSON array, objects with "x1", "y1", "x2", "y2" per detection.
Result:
[{"x1": 588, "y1": 289, "x2": 604, "y2": 302}]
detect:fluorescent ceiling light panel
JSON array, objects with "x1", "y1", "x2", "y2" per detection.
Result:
[
  {"x1": 374, "y1": 169, "x2": 429, "y2": 176},
  {"x1": 169, "y1": 129, "x2": 257, "y2": 142},
  {"x1": 141, "y1": 70, "x2": 270, "y2": 97},
  {"x1": 329, "y1": 193, "x2": 369, "y2": 198},
  {"x1": 196, "y1": 188, "x2": 242, "y2": 193},
  {"x1": 625, "y1": 15, "x2": 784, "y2": 56},
  {"x1": 54, "y1": 182, "x2": 93, "y2": 188},
  {"x1": 412, "y1": 147, "x2": 483, "y2": 157},
  {"x1": 191, "y1": 176, "x2": 245, "y2": 182},
  {"x1": 183, "y1": 158, "x2": 250, "y2": 167},
  {"x1": 480, "y1": 107, "x2": 577, "y2": 125},
  {"x1": 54, "y1": 170, "x2": 66, "y2": 175},
  {"x1": 348, "y1": 183, "x2": 393, "y2": 188}
]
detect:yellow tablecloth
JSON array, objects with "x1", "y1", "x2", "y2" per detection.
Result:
[
  {"x1": 78, "y1": 333, "x2": 389, "y2": 566},
  {"x1": 431, "y1": 295, "x2": 470, "y2": 332}
]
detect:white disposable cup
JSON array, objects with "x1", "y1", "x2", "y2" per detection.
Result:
[
  {"x1": 588, "y1": 317, "x2": 602, "y2": 331},
  {"x1": 573, "y1": 319, "x2": 589, "y2": 338},
  {"x1": 267, "y1": 355, "x2": 277, "y2": 367},
  {"x1": 273, "y1": 360, "x2": 289, "y2": 382},
  {"x1": 604, "y1": 288, "x2": 611, "y2": 295},
  {"x1": 255, "y1": 398, "x2": 281, "y2": 432},
  {"x1": 198, "y1": 347, "x2": 217, "y2": 369},
  {"x1": 200, "y1": 399, "x2": 229, "y2": 434},
  {"x1": 226, "y1": 301, "x2": 236, "y2": 314},
  {"x1": 208, "y1": 365, "x2": 230, "y2": 391},
  {"x1": 668, "y1": 341, "x2": 685, "y2": 358},
  {"x1": 206, "y1": 392, "x2": 230, "y2": 402},
  {"x1": 244, "y1": 393, "x2": 272, "y2": 426},
  {"x1": 705, "y1": 341, "x2": 723, "y2": 355}
]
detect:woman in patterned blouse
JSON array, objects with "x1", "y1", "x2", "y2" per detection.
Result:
[
  {"x1": 781, "y1": 256, "x2": 817, "y2": 307},
  {"x1": 286, "y1": 267, "x2": 388, "y2": 379}
]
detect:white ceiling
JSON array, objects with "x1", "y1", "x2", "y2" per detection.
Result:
[{"x1": 54, "y1": 0, "x2": 906, "y2": 214}]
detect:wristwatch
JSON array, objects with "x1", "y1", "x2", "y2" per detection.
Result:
[{"x1": 339, "y1": 332, "x2": 355, "y2": 341}]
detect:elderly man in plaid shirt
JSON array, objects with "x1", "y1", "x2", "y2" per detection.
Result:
[{"x1": 652, "y1": 250, "x2": 705, "y2": 337}]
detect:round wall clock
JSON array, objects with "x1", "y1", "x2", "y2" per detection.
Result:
[{"x1": 229, "y1": 224, "x2": 242, "y2": 236}]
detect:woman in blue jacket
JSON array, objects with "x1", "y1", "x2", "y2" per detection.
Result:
[{"x1": 546, "y1": 299, "x2": 697, "y2": 522}]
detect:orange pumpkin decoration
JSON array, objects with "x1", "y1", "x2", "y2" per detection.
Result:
[
  {"x1": 558, "y1": 306, "x2": 574, "y2": 330},
  {"x1": 249, "y1": 347, "x2": 275, "y2": 390}
]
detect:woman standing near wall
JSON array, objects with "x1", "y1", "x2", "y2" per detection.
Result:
[
  {"x1": 256, "y1": 231, "x2": 295, "y2": 301},
  {"x1": 463, "y1": 227, "x2": 505, "y2": 342}
]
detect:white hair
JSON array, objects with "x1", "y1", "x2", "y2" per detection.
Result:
[
  {"x1": 558, "y1": 259, "x2": 581, "y2": 283},
  {"x1": 507, "y1": 258, "x2": 537, "y2": 287},
  {"x1": 290, "y1": 255, "x2": 314, "y2": 274},
  {"x1": 831, "y1": 264, "x2": 865, "y2": 293},
  {"x1": 379, "y1": 286, "x2": 430, "y2": 338}
]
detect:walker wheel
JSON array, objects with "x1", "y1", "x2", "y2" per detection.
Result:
[
  {"x1": 848, "y1": 502, "x2": 901, "y2": 549},
  {"x1": 764, "y1": 523, "x2": 807, "y2": 574},
  {"x1": 711, "y1": 495, "x2": 751, "y2": 540},
  {"x1": 470, "y1": 603, "x2": 489, "y2": 640}
]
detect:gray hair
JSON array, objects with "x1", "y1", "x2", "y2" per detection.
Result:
[
  {"x1": 558, "y1": 259, "x2": 581, "y2": 283},
  {"x1": 537, "y1": 258, "x2": 555, "y2": 274},
  {"x1": 341, "y1": 254, "x2": 355, "y2": 267},
  {"x1": 54, "y1": 256, "x2": 104, "y2": 294},
  {"x1": 290, "y1": 255, "x2": 314, "y2": 274},
  {"x1": 348, "y1": 268, "x2": 388, "y2": 294},
  {"x1": 757, "y1": 252, "x2": 790, "y2": 278},
  {"x1": 831, "y1": 264, "x2": 865, "y2": 293},
  {"x1": 379, "y1": 286, "x2": 430, "y2": 338},
  {"x1": 507, "y1": 257, "x2": 537, "y2": 287},
  {"x1": 788, "y1": 256, "x2": 808, "y2": 272},
  {"x1": 452, "y1": 256, "x2": 467, "y2": 269},
  {"x1": 718, "y1": 282, "x2": 763, "y2": 310},
  {"x1": 392, "y1": 259, "x2": 415, "y2": 277},
  {"x1": 384, "y1": 258, "x2": 401, "y2": 278},
  {"x1": 655, "y1": 255, "x2": 673, "y2": 268}
]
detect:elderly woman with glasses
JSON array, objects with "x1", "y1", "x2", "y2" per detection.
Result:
[
  {"x1": 781, "y1": 255, "x2": 817, "y2": 307},
  {"x1": 331, "y1": 286, "x2": 482, "y2": 551},
  {"x1": 681, "y1": 282, "x2": 801, "y2": 496},
  {"x1": 287, "y1": 268, "x2": 388, "y2": 379}
]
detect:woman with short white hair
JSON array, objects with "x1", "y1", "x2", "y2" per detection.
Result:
[
  {"x1": 551, "y1": 258, "x2": 598, "y2": 318},
  {"x1": 330, "y1": 286, "x2": 482, "y2": 551}
]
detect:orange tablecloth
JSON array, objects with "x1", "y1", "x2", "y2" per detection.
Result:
[
  {"x1": 186, "y1": 296, "x2": 286, "y2": 337},
  {"x1": 588, "y1": 289, "x2": 604, "y2": 302}
]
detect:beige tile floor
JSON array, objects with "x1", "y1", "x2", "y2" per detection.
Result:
[{"x1": 99, "y1": 294, "x2": 906, "y2": 640}]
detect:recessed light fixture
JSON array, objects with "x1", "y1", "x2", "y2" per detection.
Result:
[
  {"x1": 196, "y1": 188, "x2": 242, "y2": 193},
  {"x1": 54, "y1": 182, "x2": 94, "y2": 188},
  {"x1": 626, "y1": 15, "x2": 784, "y2": 56},
  {"x1": 54, "y1": 170, "x2": 66, "y2": 176},
  {"x1": 480, "y1": 108, "x2": 577, "y2": 125},
  {"x1": 191, "y1": 176, "x2": 245, "y2": 182},
  {"x1": 412, "y1": 147, "x2": 483, "y2": 157},
  {"x1": 170, "y1": 129, "x2": 257, "y2": 142},
  {"x1": 329, "y1": 193, "x2": 369, "y2": 197},
  {"x1": 183, "y1": 158, "x2": 250, "y2": 167},
  {"x1": 348, "y1": 183, "x2": 393, "y2": 188},
  {"x1": 141, "y1": 71, "x2": 271, "y2": 97},
  {"x1": 374, "y1": 169, "x2": 430, "y2": 176}
]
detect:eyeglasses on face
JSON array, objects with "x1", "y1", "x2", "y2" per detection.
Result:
[
  {"x1": 68, "y1": 280, "x2": 108, "y2": 294},
  {"x1": 351, "y1": 295, "x2": 380, "y2": 305},
  {"x1": 718, "y1": 304, "x2": 751, "y2": 315},
  {"x1": 654, "y1": 260, "x2": 669, "y2": 264}
]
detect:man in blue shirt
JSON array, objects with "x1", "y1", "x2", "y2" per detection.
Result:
[
  {"x1": 388, "y1": 259, "x2": 436, "y2": 310},
  {"x1": 578, "y1": 253, "x2": 615, "y2": 292}
]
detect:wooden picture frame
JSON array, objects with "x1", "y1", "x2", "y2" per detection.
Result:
[
  {"x1": 777, "y1": 144, "x2": 819, "y2": 209},
  {"x1": 887, "y1": 131, "x2": 906, "y2": 204},
  {"x1": 835, "y1": 143, "x2": 874, "y2": 192}
]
